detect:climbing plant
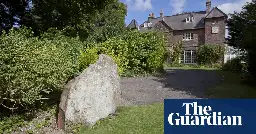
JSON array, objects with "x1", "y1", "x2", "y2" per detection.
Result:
[{"x1": 169, "y1": 41, "x2": 183, "y2": 64}]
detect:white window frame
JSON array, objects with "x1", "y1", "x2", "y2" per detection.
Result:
[
  {"x1": 148, "y1": 22, "x2": 152, "y2": 27},
  {"x1": 186, "y1": 17, "x2": 194, "y2": 23},
  {"x1": 179, "y1": 50, "x2": 197, "y2": 64},
  {"x1": 182, "y1": 33, "x2": 194, "y2": 41},
  {"x1": 144, "y1": 23, "x2": 148, "y2": 27}
]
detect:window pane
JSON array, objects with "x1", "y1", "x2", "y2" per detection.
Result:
[
  {"x1": 180, "y1": 53, "x2": 184, "y2": 63},
  {"x1": 192, "y1": 51, "x2": 196, "y2": 63},
  {"x1": 184, "y1": 51, "x2": 191, "y2": 63}
]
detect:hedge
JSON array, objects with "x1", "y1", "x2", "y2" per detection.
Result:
[{"x1": 0, "y1": 28, "x2": 82, "y2": 111}]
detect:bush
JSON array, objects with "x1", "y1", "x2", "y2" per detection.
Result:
[
  {"x1": 78, "y1": 31, "x2": 167, "y2": 76},
  {"x1": 168, "y1": 41, "x2": 183, "y2": 64},
  {"x1": 78, "y1": 47, "x2": 99, "y2": 71},
  {"x1": 0, "y1": 28, "x2": 81, "y2": 111},
  {"x1": 222, "y1": 57, "x2": 245, "y2": 73},
  {"x1": 98, "y1": 31, "x2": 167, "y2": 76},
  {"x1": 197, "y1": 44, "x2": 225, "y2": 65}
]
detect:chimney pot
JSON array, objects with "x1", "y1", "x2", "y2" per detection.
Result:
[
  {"x1": 160, "y1": 9, "x2": 164, "y2": 17},
  {"x1": 206, "y1": 0, "x2": 211, "y2": 14}
]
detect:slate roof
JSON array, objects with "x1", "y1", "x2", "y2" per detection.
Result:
[
  {"x1": 140, "y1": 11, "x2": 206, "y2": 31},
  {"x1": 137, "y1": 7, "x2": 227, "y2": 31},
  {"x1": 205, "y1": 7, "x2": 228, "y2": 18},
  {"x1": 127, "y1": 19, "x2": 139, "y2": 29}
]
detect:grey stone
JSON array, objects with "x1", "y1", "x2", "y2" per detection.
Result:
[{"x1": 58, "y1": 54, "x2": 121, "y2": 126}]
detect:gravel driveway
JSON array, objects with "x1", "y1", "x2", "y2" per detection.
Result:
[{"x1": 121, "y1": 68, "x2": 222, "y2": 106}]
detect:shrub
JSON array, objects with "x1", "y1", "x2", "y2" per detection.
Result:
[
  {"x1": 168, "y1": 41, "x2": 183, "y2": 64},
  {"x1": 222, "y1": 57, "x2": 245, "y2": 73},
  {"x1": 97, "y1": 31, "x2": 167, "y2": 76},
  {"x1": 78, "y1": 47, "x2": 100, "y2": 71},
  {"x1": 197, "y1": 44, "x2": 225, "y2": 65},
  {"x1": 0, "y1": 28, "x2": 81, "y2": 111}
]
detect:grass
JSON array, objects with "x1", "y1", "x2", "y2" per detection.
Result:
[
  {"x1": 206, "y1": 71, "x2": 256, "y2": 98},
  {"x1": 163, "y1": 63, "x2": 220, "y2": 70},
  {"x1": 78, "y1": 103, "x2": 164, "y2": 134}
]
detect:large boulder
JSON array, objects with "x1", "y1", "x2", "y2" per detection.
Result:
[{"x1": 58, "y1": 54, "x2": 121, "y2": 128}]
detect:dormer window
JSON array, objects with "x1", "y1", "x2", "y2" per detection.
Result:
[
  {"x1": 148, "y1": 22, "x2": 152, "y2": 27},
  {"x1": 144, "y1": 23, "x2": 148, "y2": 27},
  {"x1": 186, "y1": 17, "x2": 194, "y2": 23},
  {"x1": 144, "y1": 22, "x2": 152, "y2": 27}
]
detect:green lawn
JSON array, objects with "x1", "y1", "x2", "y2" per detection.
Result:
[
  {"x1": 79, "y1": 103, "x2": 164, "y2": 134},
  {"x1": 206, "y1": 71, "x2": 256, "y2": 98}
]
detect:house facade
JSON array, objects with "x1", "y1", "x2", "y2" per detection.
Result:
[{"x1": 127, "y1": 0, "x2": 228, "y2": 64}]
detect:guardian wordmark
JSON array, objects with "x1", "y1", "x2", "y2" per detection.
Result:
[{"x1": 168, "y1": 102, "x2": 242, "y2": 126}]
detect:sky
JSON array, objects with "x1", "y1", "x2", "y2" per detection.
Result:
[{"x1": 121, "y1": 0, "x2": 253, "y2": 25}]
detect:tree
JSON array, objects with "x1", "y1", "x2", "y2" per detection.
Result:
[
  {"x1": 84, "y1": 0, "x2": 127, "y2": 42},
  {"x1": 0, "y1": 0, "x2": 29, "y2": 31},
  {"x1": 227, "y1": 1, "x2": 256, "y2": 78},
  {"x1": 0, "y1": 0, "x2": 127, "y2": 42}
]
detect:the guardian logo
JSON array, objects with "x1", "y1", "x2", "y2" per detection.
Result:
[{"x1": 168, "y1": 102, "x2": 242, "y2": 126}]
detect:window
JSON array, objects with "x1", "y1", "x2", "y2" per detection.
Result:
[
  {"x1": 183, "y1": 33, "x2": 194, "y2": 40},
  {"x1": 144, "y1": 22, "x2": 152, "y2": 27},
  {"x1": 186, "y1": 17, "x2": 194, "y2": 23},
  {"x1": 212, "y1": 26, "x2": 219, "y2": 33},
  {"x1": 148, "y1": 22, "x2": 153, "y2": 27},
  {"x1": 179, "y1": 50, "x2": 196, "y2": 64}
]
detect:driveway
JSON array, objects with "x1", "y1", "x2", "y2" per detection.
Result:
[{"x1": 120, "y1": 69, "x2": 222, "y2": 106}]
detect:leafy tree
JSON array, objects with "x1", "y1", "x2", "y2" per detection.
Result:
[
  {"x1": 0, "y1": 0, "x2": 127, "y2": 41},
  {"x1": 227, "y1": 1, "x2": 256, "y2": 78},
  {"x1": 0, "y1": 0, "x2": 29, "y2": 31},
  {"x1": 86, "y1": 0, "x2": 127, "y2": 42},
  {"x1": 29, "y1": 0, "x2": 126, "y2": 40}
]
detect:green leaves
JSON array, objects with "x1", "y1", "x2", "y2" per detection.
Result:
[
  {"x1": 197, "y1": 44, "x2": 225, "y2": 65},
  {"x1": 0, "y1": 27, "x2": 81, "y2": 110},
  {"x1": 101, "y1": 31, "x2": 166, "y2": 76},
  {"x1": 227, "y1": 1, "x2": 256, "y2": 79}
]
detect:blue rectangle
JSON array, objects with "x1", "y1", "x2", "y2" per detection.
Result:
[{"x1": 164, "y1": 99, "x2": 256, "y2": 134}]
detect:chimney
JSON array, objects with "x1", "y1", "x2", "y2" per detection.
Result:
[
  {"x1": 151, "y1": 13, "x2": 155, "y2": 18},
  {"x1": 148, "y1": 13, "x2": 155, "y2": 22},
  {"x1": 160, "y1": 9, "x2": 164, "y2": 18},
  {"x1": 206, "y1": 0, "x2": 211, "y2": 14}
]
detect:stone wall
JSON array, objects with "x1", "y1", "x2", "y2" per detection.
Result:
[{"x1": 205, "y1": 17, "x2": 226, "y2": 45}]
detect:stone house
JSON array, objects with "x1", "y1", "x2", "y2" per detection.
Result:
[{"x1": 127, "y1": 0, "x2": 228, "y2": 64}]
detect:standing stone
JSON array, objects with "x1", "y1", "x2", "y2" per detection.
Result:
[{"x1": 57, "y1": 54, "x2": 121, "y2": 128}]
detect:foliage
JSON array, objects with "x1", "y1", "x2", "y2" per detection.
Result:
[
  {"x1": 0, "y1": 28, "x2": 81, "y2": 111},
  {"x1": 227, "y1": 1, "x2": 256, "y2": 79},
  {"x1": 98, "y1": 31, "x2": 167, "y2": 76},
  {"x1": 222, "y1": 58, "x2": 245, "y2": 73},
  {"x1": 0, "y1": 0, "x2": 28, "y2": 31},
  {"x1": 0, "y1": 114, "x2": 27, "y2": 133},
  {"x1": 168, "y1": 41, "x2": 183, "y2": 64},
  {"x1": 1, "y1": 0, "x2": 126, "y2": 42},
  {"x1": 78, "y1": 47, "x2": 100, "y2": 71},
  {"x1": 197, "y1": 44, "x2": 225, "y2": 65},
  {"x1": 165, "y1": 63, "x2": 221, "y2": 69},
  {"x1": 84, "y1": 0, "x2": 127, "y2": 42}
]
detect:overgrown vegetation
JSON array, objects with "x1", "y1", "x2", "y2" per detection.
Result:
[
  {"x1": 222, "y1": 57, "x2": 246, "y2": 73},
  {"x1": 227, "y1": 1, "x2": 256, "y2": 80},
  {"x1": 168, "y1": 41, "x2": 183, "y2": 64},
  {"x1": 79, "y1": 31, "x2": 167, "y2": 76},
  {"x1": 197, "y1": 44, "x2": 225, "y2": 65},
  {"x1": 0, "y1": 28, "x2": 82, "y2": 111}
]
